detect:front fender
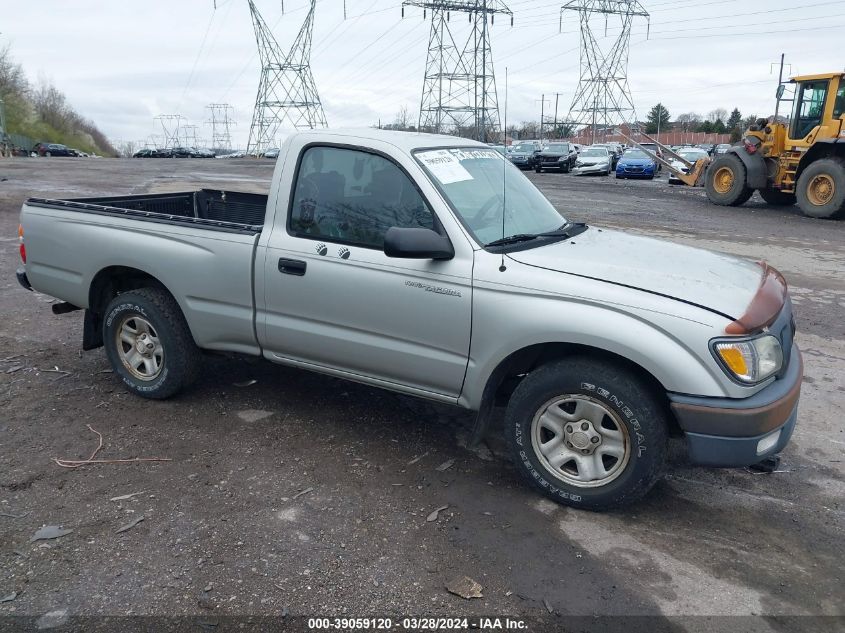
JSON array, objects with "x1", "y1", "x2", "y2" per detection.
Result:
[
  {"x1": 460, "y1": 283, "x2": 735, "y2": 411},
  {"x1": 726, "y1": 146, "x2": 768, "y2": 189}
]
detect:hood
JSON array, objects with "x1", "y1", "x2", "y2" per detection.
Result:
[
  {"x1": 508, "y1": 228, "x2": 763, "y2": 319},
  {"x1": 577, "y1": 156, "x2": 608, "y2": 165},
  {"x1": 619, "y1": 158, "x2": 654, "y2": 166},
  {"x1": 539, "y1": 150, "x2": 566, "y2": 157}
]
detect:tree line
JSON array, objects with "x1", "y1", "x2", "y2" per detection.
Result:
[
  {"x1": 0, "y1": 44, "x2": 116, "y2": 156},
  {"x1": 646, "y1": 103, "x2": 758, "y2": 141}
]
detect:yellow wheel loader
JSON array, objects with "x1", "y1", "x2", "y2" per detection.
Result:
[{"x1": 705, "y1": 72, "x2": 845, "y2": 219}]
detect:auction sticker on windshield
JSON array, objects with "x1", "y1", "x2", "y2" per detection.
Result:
[{"x1": 417, "y1": 149, "x2": 474, "y2": 184}]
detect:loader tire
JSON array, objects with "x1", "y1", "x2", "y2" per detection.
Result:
[
  {"x1": 759, "y1": 188, "x2": 796, "y2": 206},
  {"x1": 705, "y1": 154, "x2": 753, "y2": 206},
  {"x1": 796, "y1": 158, "x2": 845, "y2": 219}
]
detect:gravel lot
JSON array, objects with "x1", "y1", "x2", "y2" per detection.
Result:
[{"x1": 1, "y1": 157, "x2": 843, "y2": 632}]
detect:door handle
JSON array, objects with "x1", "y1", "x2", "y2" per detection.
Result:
[{"x1": 278, "y1": 258, "x2": 307, "y2": 276}]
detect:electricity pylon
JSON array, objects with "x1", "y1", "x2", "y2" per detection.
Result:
[
  {"x1": 247, "y1": 0, "x2": 327, "y2": 156},
  {"x1": 402, "y1": 0, "x2": 512, "y2": 143},
  {"x1": 206, "y1": 103, "x2": 236, "y2": 151},
  {"x1": 155, "y1": 114, "x2": 185, "y2": 149},
  {"x1": 560, "y1": 0, "x2": 649, "y2": 142}
]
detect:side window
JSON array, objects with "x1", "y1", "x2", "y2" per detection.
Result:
[
  {"x1": 833, "y1": 82, "x2": 845, "y2": 118},
  {"x1": 791, "y1": 81, "x2": 828, "y2": 139},
  {"x1": 289, "y1": 146, "x2": 436, "y2": 249}
]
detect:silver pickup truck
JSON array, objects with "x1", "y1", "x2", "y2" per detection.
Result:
[{"x1": 16, "y1": 129, "x2": 802, "y2": 510}]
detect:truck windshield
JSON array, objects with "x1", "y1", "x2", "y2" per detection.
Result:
[{"x1": 415, "y1": 147, "x2": 566, "y2": 246}]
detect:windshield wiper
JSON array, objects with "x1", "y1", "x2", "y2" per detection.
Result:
[
  {"x1": 485, "y1": 233, "x2": 540, "y2": 247},
  {"x1": 485, "y1": 223, "x2": 588, "y2": 249},
  {"x1": 536, "y1": 221, "x2": 588, "y2": 238}
]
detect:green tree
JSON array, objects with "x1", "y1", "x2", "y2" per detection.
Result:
[
  {"x1": 712, "y1": 119, "x2": 726, "y2": 134},
  {"x1": 698, "y1": 120, "x2": 714, "y2": 133},
  {"x1": 727, "y1": 108, "x2": 742, "y2": 131},
  {"x1": 645, "y1": 103, "x2": 671, "y2": 134}
]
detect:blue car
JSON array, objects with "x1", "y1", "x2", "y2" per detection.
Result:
[{"x1": 615, "y1": 149, "x2": 656, "y2": 179}]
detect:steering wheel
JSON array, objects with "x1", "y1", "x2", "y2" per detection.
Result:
[{"x1": 470, "y1": 194, "x2": 504, "y2": 228}]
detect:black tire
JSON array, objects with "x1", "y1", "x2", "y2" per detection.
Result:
[
  {"x1": 795, "y1": 157, "x2": 845, "y2": 219},
  {"x1": 103, "y1": 287, "x2": 201, "y2": 399},
  {"x1": 535, "y1": 166, "x2": 542, "y2": 174},
  {"x1": 615, "y1": 174, "x2": 623, "y2": 179},
  {"x1": 758, "y1": 188, "x2": 796, "y2": 206},
  {"x1": 705, "y1": 154, "x2": 752, "y2": 206},
  {"x1": 648, "y1": 175, "x2": 655, "y2": 180},
  {"x1": 505, "y1": 357, "x2": 668, "y2": 510}
]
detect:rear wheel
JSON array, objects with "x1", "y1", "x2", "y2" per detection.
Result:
[
  {"x1": 103, "y1": 287, "x2": 201, "y2": 399},
  {"x1": 796, "y1": 158, "x2": 845, "y2": 219},
  {"x1": 505, "y1": 358, "x2": 668, "y2": 510},
  {"x1": 705, "y1": 154, "x2": 752, "y2": 206},
  {"x1": 758, "y1": 188, "x2": 796, "y2": 206},
  {"x1": 535, "y1": 166, "x2": 542, "y2": 173},
  {"x1": 45, "y1": 151, "x2": 52, "y2": 157}
]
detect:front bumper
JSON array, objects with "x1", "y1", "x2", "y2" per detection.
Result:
[
  {"x1": 16, "y1": 267, "x2": 32, "y2": 291},
  {"x1": 669, "y1": 346, "x2": 802, "y2": 467},
  {"x1": 572, "y1": 163, "x2": 609, "y2": 175}
]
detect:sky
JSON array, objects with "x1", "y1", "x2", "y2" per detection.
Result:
[{"x1": 1, "y1": 0, "x2": 843, "y2": 149}]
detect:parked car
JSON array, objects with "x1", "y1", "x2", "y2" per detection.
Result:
[
  {"x1": 193, "y1": 148, "x2": 216, "y2": 158},
  {"x1": 215, "y1": 150, "x2": 247, "y2": 159},
  {"x1": 668, "y1": 147, "x2": 710, "y2": 184},
  {"x1": 262, "y1": 148, "x2": 281, "y2": 159},
  {"x1": 31, "y1": 143, "x2": 72, "y2": 157},
  {"x1": 592, "y1": 143, "x2": 622, "y2": 168},
  {"x1": 714, "y1": 143, "x2": 731, "y2": 155},
  {"x1": 572, "y1": 146, "x2": 612, "y2": 175},
  {"x1": 698, "y1": 143, "x2": 717, "y2": 156},
  {"x1": 16, "y1": 128, "x2": 802, "y2": 511},
  {"x1": 171, "y1": 147, "x2": 199, "y2": 158},
  {"x1": 507, "y1": 141, "x2": 543, "y2": 170},
  {"x1": 615, "y1": 148, "x2": 657, "y2": 179},
  {"x1": 133, "y1": 148, "x2": 159, "y2": 158},
  {"x1": 534, "y1": 142, "x2": 577, "y2": 173}
]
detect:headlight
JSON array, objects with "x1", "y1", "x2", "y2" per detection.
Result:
[{"x1": 712, "y1": 335, "x2": 783, "y2": 384}]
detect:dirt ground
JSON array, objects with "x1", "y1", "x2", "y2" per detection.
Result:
[{"x1": 0, "y1": 157, "x2": 843, "y2": 633}]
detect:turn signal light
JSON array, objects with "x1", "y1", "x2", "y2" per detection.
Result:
[{"x1": 18, "y1": 224, "x2": 26, "y2": 263}]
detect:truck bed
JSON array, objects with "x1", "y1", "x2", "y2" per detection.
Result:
[{"x1": 25, "y1": 189, "x2": 267, "y2": 234}]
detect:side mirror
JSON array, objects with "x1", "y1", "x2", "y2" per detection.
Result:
[
  {"x1": 384, "y1": 227, "x2": 454, "y2": 260},
  {"x1": 776, "y1": 84, "x2": 785, "y2": 100}
]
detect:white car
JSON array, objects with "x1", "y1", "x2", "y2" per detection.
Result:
[
  {"x1": 572, "y1": 146, "x2": 612, "y2": 176},
  {"x1": 668, "y1": 147, "x2": 710, "y2": 184}
]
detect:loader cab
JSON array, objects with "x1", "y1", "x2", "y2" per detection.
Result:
[{"x1": 786, "y1": 73, "x2": 844, "y2": 145}]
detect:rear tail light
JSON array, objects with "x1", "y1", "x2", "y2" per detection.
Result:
[{"x1": 18, "y1": 224, "x2": 26, "y2": 264}]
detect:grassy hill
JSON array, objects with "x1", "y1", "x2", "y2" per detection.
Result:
[{"x1": 1, "y1": 44, "x2": 116, "y2": 156}]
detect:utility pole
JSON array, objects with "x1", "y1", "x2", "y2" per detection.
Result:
[
  {"x1": 552, "y1": 93, "x2": 560, "y2": 138},
  {"x1": 247, "y1": 0, "x2": 327, "y2": 156},
  {"x1": 402, "y1": 0, "x2": 512, "y2": 142},
  {"x1": 561, "y1": 0, "x2": 649, "y2": 135}
]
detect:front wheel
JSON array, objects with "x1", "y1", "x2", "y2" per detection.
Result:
[
  {"x1": 506, "y1": 358, "x2": 668, "y2": 510},
  {"x1": 795, "y1": 158, "x2": 845, "y2": 219},
  {"x1": 705, "y1": 154, "x2": 753, "y2": 206},
  {"x1": 45, "y1": 151, "x2": 51, "y2": 157},
  {"x1": 535, "y1": 166, "x2": 542, "y2": 173},
  {"x1": 103, "y1": 287, "x2": 201, "y2": 399}
]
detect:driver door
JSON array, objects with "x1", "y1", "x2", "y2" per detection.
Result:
[{"x1": 259, "y1": 144, "x2": 473, "y2": 399}]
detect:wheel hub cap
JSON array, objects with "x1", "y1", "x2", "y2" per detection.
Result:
[
  {"x1": 530, "y1": 394, "x2": 631, "y2": 488},
  {"x1": 808, "y1": 174, "x2": 834, "y2": 206},
  {"x1": 713, "y1": 166, "x2": 734, "y2": 194},
  {"x1": 116, "y1": 316, "x2": 163, "y2": 381}
]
